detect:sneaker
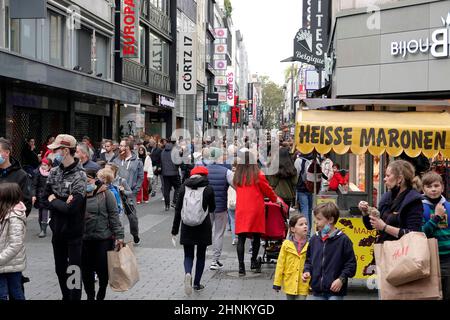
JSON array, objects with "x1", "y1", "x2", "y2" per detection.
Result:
[
  {"x1": 144, "y1": 200, "x2": 149, "y2": 203},
  {"x1": 193, "y1": 284, "x2": 205, "y2": 292},
  {"x1": 38, "y1": 230, "x2": 46, "y2": 238},
  {"x1": 133, "y1": 235, "x2": 140, "y2": 244},
  {"x1": 232, "y1": 239, "x2": 237, "y2": 245},
  {"x1": 136, "y1": 201, "x2": 141, "y2": 204},
  {"x1": 170, "y1": 202, "x2": 176, "y2": 208},
  {"x1": 165, "y1": 205, "x2": 170, "y2": 211},
  {"x1": 210, "y1": 260, "x2": 222, "y2": 270},
  {"x1": 238, "y1": 263, "x2": 246, "y2": 276},
  {"x1": 184, "y1": 273, "x2": 192, "y2": 296},
  {"x1": 161, "y1": 197, "x2": 165, "y2": 202}
]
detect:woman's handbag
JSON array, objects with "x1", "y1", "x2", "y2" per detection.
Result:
[
  {"x1": 121, "y1": 194, "x2": 137, "y2": 216},
  {"x1": 107, "y1": 242, "x2": 140, "y2": 292}
]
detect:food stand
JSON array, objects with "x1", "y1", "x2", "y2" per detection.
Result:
[{"x1": 294, "y1": 100, "x2": 450, "y2": 281}]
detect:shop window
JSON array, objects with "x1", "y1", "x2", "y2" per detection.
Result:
[
  {"x1": 77, "y1": 27, "x2": 92, "y2": 73},
  {"x1": 140, "y1": 25, "x2": 146, "y2": 65},
  {"x1": 95, "y1": 33, "x2": 109, "y2": 78},
  {"x1": 150, "y1": 0, "x2": 169, "y2": 14},
  {"x1": 49, "y1": 11, "x2": 64, "y2": 65},
  {"x1": 149, "y1": 32, "x2": 169, "y2": 74}
]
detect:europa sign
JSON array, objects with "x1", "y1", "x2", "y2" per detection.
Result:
[
  {"x1": 391, "y1": 12, "x2": 450, "y2": 58},
  {"x1": 178, "y1": 32, "x2": 197, "y2": 95},
  {"x1": 120, "y1": 0, "x2": 140, "y2": 58}
]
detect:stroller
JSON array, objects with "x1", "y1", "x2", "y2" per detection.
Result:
[{"x1": 258, "y1": 200, "x2": 289, "y2": 265}]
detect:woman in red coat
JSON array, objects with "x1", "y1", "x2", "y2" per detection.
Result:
[{"x1": 233, "y1": 151, "x2": 281, "y2": 276}]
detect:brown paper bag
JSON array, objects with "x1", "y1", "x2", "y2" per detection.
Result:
[
  {"x1": 107, "y1": 242, "x2": 140, "y2": 292},
  {"x1": 381, "y1": 232, "x2": 431, "y2": 286},
  {"x1": 375, "y1": 238, "x2": 442, "y2": 300}
]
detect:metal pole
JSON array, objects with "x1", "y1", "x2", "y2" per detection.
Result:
[{"x1": 291, "y1": 63, "x2": 295, "y2": 122}]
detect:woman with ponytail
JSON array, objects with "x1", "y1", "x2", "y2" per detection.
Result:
[{"x1": 359, "y1": 159, "x2": 424, "y2": 243}]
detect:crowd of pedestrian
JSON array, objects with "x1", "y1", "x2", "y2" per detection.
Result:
[{"x1": 0, "y1": 132, "x2": 449, "y2": 301}]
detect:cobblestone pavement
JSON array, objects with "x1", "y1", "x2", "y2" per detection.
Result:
[{"x1": 24, "y1": 191, "x2": 378, "y2": 300}]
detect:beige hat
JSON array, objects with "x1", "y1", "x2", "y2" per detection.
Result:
[{"x1": 47, "y1": 134, "x2": 77, "y2": 149}]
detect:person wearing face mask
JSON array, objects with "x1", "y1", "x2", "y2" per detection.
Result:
[
  {"x1": 31, "y1": 158, "x2": 53, "y2": 238},
  {"x1": 44, "y1": 134, "x2": 87, "y2": 301},
  {"x1": 302, "y1": 202, "x2": 356, "y2": 300},
  {"x1": 0, "y1": 138, "x2": 32, "y2": 217},
  {"x1": 359, "y1": 159, "x2": 423, "y2": 244},
  {"x1": 82, "y1": 169, "x2": 124, "y2": 300}
]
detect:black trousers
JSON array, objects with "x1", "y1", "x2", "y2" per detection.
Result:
[
  {"x1": 237, "y1": 233, "x2": 261, "y2": 265},
  {"x1": 82, "y1": 239, "x2": 114, "y2": 300},
  {"x1": 163, "y1": 175, "x2": 181, "y2": 207},
  {"x1": 52, "y1": 237, "x2": 83, "y2": 301}
]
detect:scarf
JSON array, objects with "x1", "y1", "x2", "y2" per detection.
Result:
[
  {"x1": 289, "y1": 234, "x2": 307, "y2": 254},
  {"x1": 425, "y1": 195, "x2": 442, "y2": 206},
  {"x1": 39, "y1": 166, "x2": 50, "y2": 177}
]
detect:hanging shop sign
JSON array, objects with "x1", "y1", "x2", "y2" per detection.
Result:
[
  {"x1": 121, "y1": 0, "x2": 140, "y2": 58},
  {"x1": 158, "y1": 95, "x2": 175, "y2": 108},
  {"x1": 178, "y1": 32, "x2": 197, "y2": 95},
  {"x1": 215, "y1": 44, "x2": 227, "y2": 55},
  {"x1": 391, "y1": 12, "x2": 450, "y2": 58},
  {"x1": 218, "y1": 92, "x2": 227, "y2": 102},
  {"x1": 215, "y1": 28, "x2": 228, "y2": 39},
  {"x1": 215, "y1": 76, "x2": 227, "y2": 87},
  {"x1": 226, "y1": 68, "x2": 235, "y2": 106},
  {"x1": 206, "y1": 93, "x2": 219, "y2": 106},
  {"x1": 294, "y1": 110, "x2": 450, "y2": 158},
  {"x1": 214, "y1": 60, "x2": 227, "y2": 70},
  {"x1": 294, "y1": 0, "x2": 331, "y2": 67}
]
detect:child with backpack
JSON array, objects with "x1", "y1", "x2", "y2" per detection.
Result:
[
  {"x1": 421, "y1": 171, "x2": 450, "y2": 300},
  {"x1": 171, "y1": 166, "x2": 216, "y2": 295},
  {"x1": 0, "y1": 183, "x2": 27, "y2": 300},
  {"x1": 273, "y1": 214, "x2": 310, "y2": 300},
  {"x1": 302, "y1": 202, "x2": 356, "y2": 300}
]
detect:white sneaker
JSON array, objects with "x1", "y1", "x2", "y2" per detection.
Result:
[
  {"x1": 210, "y1": 260, "x2": 223, "y2": 270},
  {"x1": 184, "y1": 273, "x2": 192, "y2": 296},
  {"x1": 162, "y1": 197, "x2": 165, "y2": 201},
  {"x1": 232, "y1": 239, "x2": 237, "y2": 245}
]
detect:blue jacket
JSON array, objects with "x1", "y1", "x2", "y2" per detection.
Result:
[
  {"x1": 304, "y1": 230, "x2": 356, "y2": 296},
  {"x1": 207, "y1": 164, "x2": 229, "y2": 213}
]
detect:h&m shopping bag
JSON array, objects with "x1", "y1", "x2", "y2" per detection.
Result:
[
  {"x1": 107, "y1": 242, "x2": 140, "y2": 292},
  {"x1": 375, "y1": 238, "x2": 442, "y2": 300},
  {"x1": 381, "y1": 232, "x2": 431, "y2": 286}
]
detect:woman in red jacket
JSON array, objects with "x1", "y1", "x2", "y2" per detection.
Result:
[
  {"x1": 233, "y1": 151, "x2": 281, "y2": 276},
  {"x1": 329, "y1": 164, "x2": 349, "y2": 191}
]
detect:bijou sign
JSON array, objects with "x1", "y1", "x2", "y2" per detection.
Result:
[{"x1": 391, "y1": 12, "x2": 450, "y2": 58}]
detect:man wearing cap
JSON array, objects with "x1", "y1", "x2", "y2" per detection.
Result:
[
  {"x1": 205, "y1": 147, "x2": 234, "y2": 271},
  {"x1": 44, "y1": 134, "x2": 87, "y2": 301}
]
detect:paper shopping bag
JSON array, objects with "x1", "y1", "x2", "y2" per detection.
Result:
[
  {"x1": 381, "y1": 232, "x2": 431, "y2": 286},
  {"x1": 107, "y1": 242, "x2": 140, "y2": 292},
  {"x1": 375, "y1": 238, "x2": 442, "y2": 300}
]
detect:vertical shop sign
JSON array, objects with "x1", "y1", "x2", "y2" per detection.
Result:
[
  {"x1": 226, "y1": 68, "x2": 235, "y2": 107},
  {"x1": 121, "y1": 0, "x2": 140, "y2": 58},
  {"x1": 178, "y1": 32, "x2": 197, "y2": 95}
]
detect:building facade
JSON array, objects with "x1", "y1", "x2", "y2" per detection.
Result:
[
  {"x1": 114, "y1": 0, "x2": 177, "y2": 140},
  {"x1": 0, "y1": 0, "x2": 139, "y2": 161}
]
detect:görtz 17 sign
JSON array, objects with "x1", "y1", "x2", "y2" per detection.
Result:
[
  {"x1": 178, "y1": 32, "x2": 197, "y2": 95},
  {"x1": 121, "y1": 0, "x2": 140, "y2": 58}
]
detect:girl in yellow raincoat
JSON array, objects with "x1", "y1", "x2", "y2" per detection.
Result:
[{"x1": 273, "y1": 214, "x2": 310, "y2": 300}]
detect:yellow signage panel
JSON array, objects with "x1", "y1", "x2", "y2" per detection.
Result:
[{"x1": 336, "y1": 217, "x2": 377, "y2": 279}]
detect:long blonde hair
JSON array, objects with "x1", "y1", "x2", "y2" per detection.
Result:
[{"x1": 388, "y1": 160, "x2": 422, "y2": 192}]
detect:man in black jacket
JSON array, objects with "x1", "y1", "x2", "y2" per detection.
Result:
[
  {"x1": 45, "y1": 134, "x2": 87, "y2": 301},
  {"x1": 0, "y1": 138, "x2": 32, "y2": 216}
]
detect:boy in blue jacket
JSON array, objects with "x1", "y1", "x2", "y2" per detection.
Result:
[
  {"x1": 302, "y1": 202, "x2": 356, "y2": 300},
  {"x1": 421, "y1": 171, "x2": 450, "y2": 300}
]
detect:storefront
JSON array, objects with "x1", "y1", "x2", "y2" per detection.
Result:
[
  {"x1": 323, "y1": 0, "x2": 450, "y2": 201},
  {"x1": 140, "y1": 90, "x2": 175, "y2": 139}
]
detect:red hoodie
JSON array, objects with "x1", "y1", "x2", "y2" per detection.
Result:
[{"x1": 329, "y1": 172, "x2": 349, "y2": 191}]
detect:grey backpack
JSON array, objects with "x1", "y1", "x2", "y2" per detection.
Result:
[{"x1": 181, "y1": 186, "x2": 208, "y2": 226}]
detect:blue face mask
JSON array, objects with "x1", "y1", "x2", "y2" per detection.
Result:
[
  {"x1": 54, "y1": 153, "x2": 63, "y2": 163},
  {"x1": 86, "y1": 184, "x2": 96, "y2": 193},
  {"x1": 321, "y1": 224, "x2": 332, "y2": 237},
  {"x1": 0, "y1": 155, "x2": 5, "y2": 165}
]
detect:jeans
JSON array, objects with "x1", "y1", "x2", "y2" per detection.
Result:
[
  {"x1": 0, "y1": 272, "x2": 25, "y2": 300},
  {"x1": 210, "y1": 211, "x2": 228, "y2": 261},
  {"x1": 82, "y1": 239, "x2": 114, "y2": 300},
  {"x1": 126, "y1": 207, "x2": 139, "y2": 238},
  {"x1": 163, "y1": 175, "x2": 181, "y2": 207},
  {"x1": 307, "y1": 294, "x2": 344, "y2": 300},
  {"x1": 297, "y1": 192, "x2": 313, "y2": 235},
  {"x1": 39, "y1": 208, "x2": 50, "y2": 224},
  {"x1": 228, "y1": 209, "x2": 236, "y2": 241},
  {"x1": 441, "y1": 256, "x2": 450, "y2": 300},
  {"x1": 183, "y1": 245, "x2": 207, "y2": 286},
  {"x1": 286, "y1": 294, "x2": 307, "y2": 300},
  {"x1": 52, "y1": 237, "x2": 83, "y2": 301}
]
